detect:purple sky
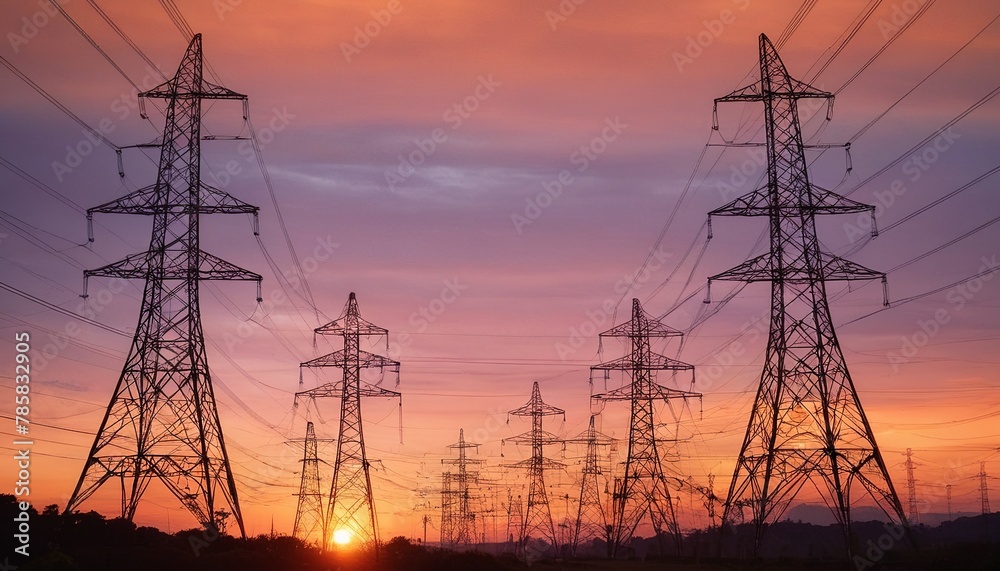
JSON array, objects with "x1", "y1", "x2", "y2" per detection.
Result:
[{"x1": 1, "y1": 0, "x2": 999, "y2": 539}]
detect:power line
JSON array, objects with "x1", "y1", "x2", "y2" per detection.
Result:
[
  {"x1": 0, "y1": 55, "x2": 120, "y2": 151},
  {"x1": 0, "y1": 280, "x2": 129, "y2": 337},
  {"x1": 85, "y1": 0, "x2": 168, "y2": 80},
  {"x1": 52, "y1": 2, "x2": 141, "y2": 91},
  {"x1": 835, "y1": 0, "x2": 937, "y2": 94}
]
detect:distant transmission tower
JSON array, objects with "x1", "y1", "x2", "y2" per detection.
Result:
[
  {"x1": 440, "y1": 428, "x2": 483, "y2": 548},
  {"x1": 905, "y1": 448, "x2": 919, "y2": 524},
  {"x1": 708, "y1": 33, "x2": 907, "y2": 555},
  {"x1": 981, "y1": 462, "x2": 991, "y2": 515},
  {"x1": 441, "y1": 471, "x2": 455, "y2": 545},
  {"x1": 503, "y1": 488, "x2": 523, "y2": 553},
  {"x1": 591, "y1": 298, "x2": 702, "y2": 557},
  {"x1": 946, "y1": 484, "x2": 953, "y2": 520},
  {"x1": 295, "y1": 292, "x2": 401, "y2": 554},
  {"x1": 504, "y1": 382, "x2": 565, "y2": 556},
  {"x1": 567, "y1": 415, "x2": 613, "y2": 557},
  {"x1": 293, "y1": 421, "x2": 325, "y2": 544},
  {"x1": 66, "y1": 34, "x2": 260, "y2": 537}
]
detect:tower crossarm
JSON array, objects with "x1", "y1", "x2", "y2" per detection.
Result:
[
  {"x1": 315, "y1": 320, "x2": 388, "y2": 337},
  {"x1": 502, "y1": 429, "x2": 565, "y2": 446},
  {"x1": 708, "y1": 251, "x2": 885, "y2": 284},
  {"x1": 313, "y1": 296, "x2": 388, "y2": 338},
  {"x1": 713, "y1": 41, "x2": 831, "y2": 105},
  {"x1": 442, "y1": 458, "x2": 485, "y2": 468},
  {"x1": 358, "y1": 382, "x2": 401, "y2": 399},
  {"x1": 507, "y1": 400, "x2": 565, "y2": 419},
  {"x1": 709, "y1": 184, "x2": 875, "y2": 219},
  {"x1": 593, "y1": 382, "x2": 701, "y2": 403},
  {"x1": 87, "y1": 182, "x2": 258, "y2": 217},
  {"x1": 84, "y1": 249, "x2": 262, "y2": 298},
  {"x1": 504, "y1": 457, "x2": 566, "y2": 470},
  {"x1": 140, "y1": 54, "x2": 246, "y2": 102},
  {"x1": 598, "y1": 302, "x2": 683, "y2": 339},
  {"x1": 295, "y1": 380, "x2": 400, "y2": 401},
  {"x1": 592, "y1": 352, "x2": 694, "y2": 373},
  {"x1": 301, "y1": 348, "x2": 400, "y2": 371}
]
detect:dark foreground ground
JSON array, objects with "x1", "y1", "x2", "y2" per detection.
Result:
[{"x1": 3, "y1": 495, "x2": 998, "y2": 570}]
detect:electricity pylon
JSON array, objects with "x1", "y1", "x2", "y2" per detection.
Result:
[
  {"x1": 293, "y1": 421, "x2": 325, "y2": 544},
  {"x1": 591, "y1": 298, "x2": 702, "y2": 557},
  {"x1": 65, "y1": 34, "x2": 260, "y2": 538},
  {"x1": 905, "y1": 448, "x2": 919, "y2": 524},
  {"x1": 946, "y1": 484, "x2": 953, "y2": 520},
  {"x1": 503, "y1": 488, "x2": 523, "y2": 553},
  {"x1": 504, "y1": 382, "x2": 565, "y2": 556},
  {"x1": 566, "y1": 415, "x2": 614, "y2": 557},
  {"x1": 295, "y1": 292, "x2": 401, "y2": 554},
  {"x1": 708, "y1": 33, "x2": 907, "y2": 556},
  {"x1": 981, "y1": 462, "x2": 991, "y2": 515},
  {"x1": 440, "y1": 428, "x2": 483, "y2": 548},
  {"x1": 441, "y1": 471, "x2": 454, "y2": 545},
  {"x1": 980, "y1": 462, "x2": 991, "y2": 541}
]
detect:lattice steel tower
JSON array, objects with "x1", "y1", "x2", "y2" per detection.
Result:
[
  {"x1": 981, "y1": 462, "x2": 991, "y2": 516},
  {"x1": 905, "y1": 448, "x2": 919, "y2": 524},
  {"x1": 708, "y1": 33, "x2": 907, "y2": 554},
  {"x1": 65, "y1": 34, "x2": 260, "y2": 537},
  {"x1": 293, "y1": 421, "x2": 325, "y2": 544},
  {"x1": 567, "y1": 414, "x2": 613, "y2": 557},
  {"x1": 591, "y1": 298, "x2": 702, "y2": 557},
  {"x1": 295, "y1": 292, "x2": 401, "y2": 553},
  {"x1": 504, "y1": 382, "x2": 565, "y2": 555},
  {"x1": 440, "y1": 428, "x2": 483, "y2": 548}
]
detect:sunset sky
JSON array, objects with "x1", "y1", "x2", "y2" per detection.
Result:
[{"x1": 1, "y1": 0, "x2": 999, "y2": 542}]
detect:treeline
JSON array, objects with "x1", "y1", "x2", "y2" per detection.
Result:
[
  {"x1": 1, "y1": 495, "x2": 522, "y2": 571},
  {"x1": 4, "y1": 495, "x2": 999, "y2": 570}
]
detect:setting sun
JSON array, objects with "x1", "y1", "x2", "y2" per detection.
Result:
[{"x1": 332, "y1": 529, "x2": 353, "y2": 546}]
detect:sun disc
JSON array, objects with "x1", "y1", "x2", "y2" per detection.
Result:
[{"x1": 332, "y1": 528, "x2": 352, "y2": 546}]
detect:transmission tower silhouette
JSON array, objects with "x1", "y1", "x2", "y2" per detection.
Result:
[
  {"x1": 981, "y1": 462, "x2": 990, "y2": 516},
  {"x1": 905, "y1": 448, "x2": 919, "y2": 524},
  {"x1": 293, "y1": 421, "x2": 325, "y2": 544},
  {"x1": 707, "y1": 33, "x2": 907, "y2": 555},
  {"x1": 566, "y1": 414, "x2": 613, "y2": 557},
  {"x1": 65, "y1": 34, "x2": 260, "y2": 537},
  {"x1": 946, "y1": 484, "x2": 953, "y2": 520},
  {"x1": 295, "y1": 292, "x2": 401, "y2": 554},
  {"x1": 503, "y1": 487, "x2": 523, "y2": 553},
  {"x1": 504, "y1": 381, "x2": 565, "y2": 556},
  {"x1": 440, "y1": 428, "x2": 484, "y2": 548},
  {"x1": 591, "y1": 298, "x2": 702, "y2": 557}
]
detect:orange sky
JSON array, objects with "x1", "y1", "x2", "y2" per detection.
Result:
[{"x1": 1, "y1": 0, "x2": 999, "y2": 543}]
